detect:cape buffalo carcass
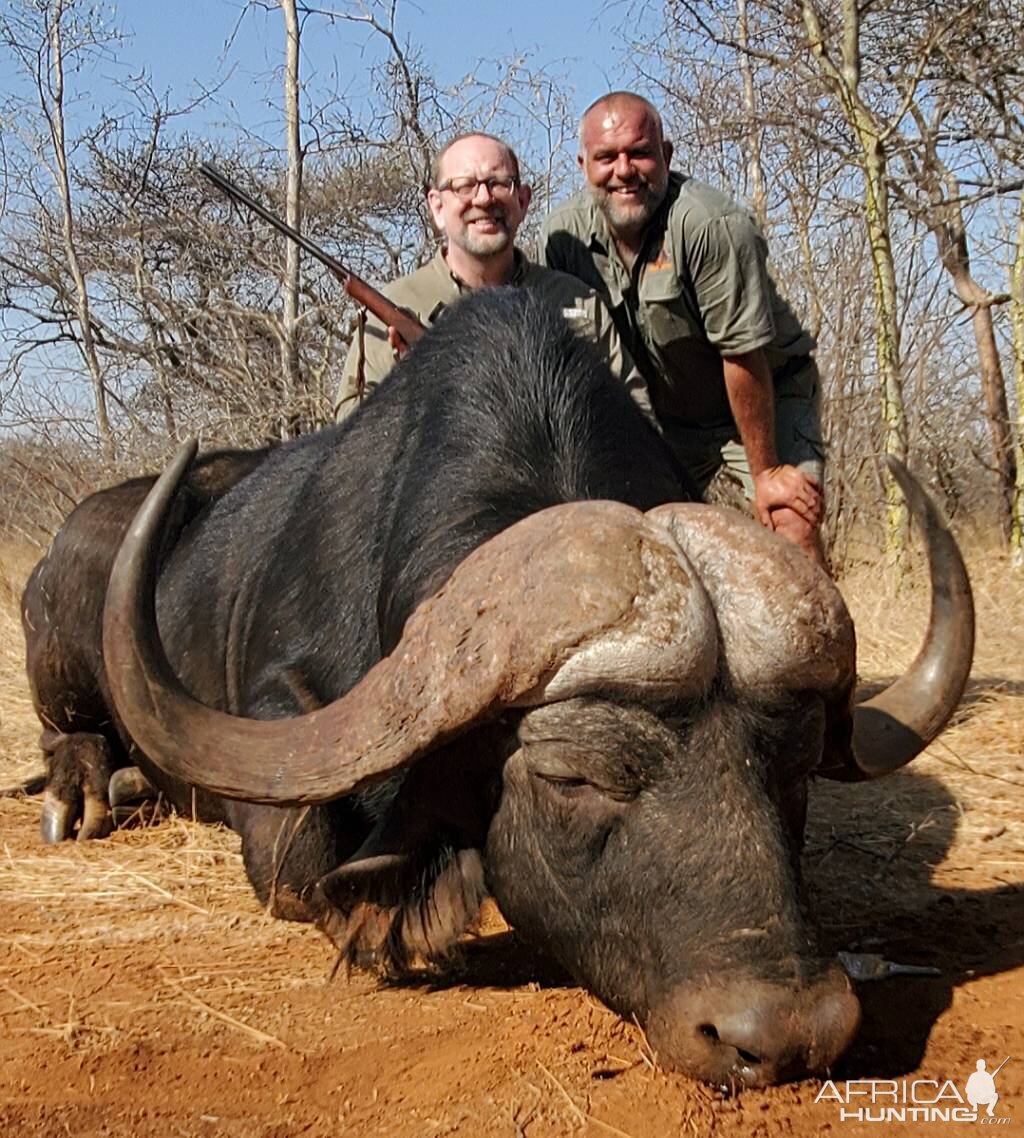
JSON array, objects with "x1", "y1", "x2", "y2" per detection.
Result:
[
  {"x1": 101, "y1": 288, "x2": 973, "y2": 1087},
  {"x1": 22, "y1": 446, "x2": 273, "y2": 842}
]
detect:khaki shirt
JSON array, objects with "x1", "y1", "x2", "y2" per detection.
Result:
[
  {"x1": 335, "y1": 247, "x2": 646, "y2": 421},
  {"x1": 538, "y1": 173, "x2": 815, "y2": 430}
]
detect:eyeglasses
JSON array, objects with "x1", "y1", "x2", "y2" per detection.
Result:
[{"x1": 435, "y1": 175, "x2": 519, "y2": 201}]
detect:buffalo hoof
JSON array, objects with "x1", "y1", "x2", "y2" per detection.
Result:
[
  {"x1": 108, "y1": 766, "x2": 156, "y2": 808},
  {"x1": 109, "y1": 766, "x2": 164, "y2": 830},
  {"x1": 315, "y1": 847, "x2": 487, "y2": 980},
  {"x1": 39, "y1": 732, "x2": 115, "y2": 843}
]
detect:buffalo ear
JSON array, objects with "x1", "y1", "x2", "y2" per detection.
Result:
[{"x1": 314, "y1": 844, "x2": 487, "y2": 979}]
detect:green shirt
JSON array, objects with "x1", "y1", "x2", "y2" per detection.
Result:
[
  {"x1": 539, "y1": 173, "x2": 815, "y2": 430},
  {"x1": 336, "y1": 247, "x2": 645, "y2": 421}
]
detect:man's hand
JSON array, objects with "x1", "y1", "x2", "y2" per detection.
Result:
[
  {"x1": 387, "y1": 326, "x2": 410, "y2": 359},
  {"x1": 753, "y1": 464, "x2": 823, "y2": 530}
]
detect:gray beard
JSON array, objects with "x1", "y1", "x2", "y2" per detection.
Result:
[
  {"x1": 457, "y1": 227, "x2": 512, "y2": 257},
  {"x1": 589, "y1": 185, "x2": 662, "y2": 241}
]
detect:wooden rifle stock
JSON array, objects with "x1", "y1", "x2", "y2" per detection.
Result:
[{"x1": 199, "y1": 162, "x2": 425, "y2": 347}]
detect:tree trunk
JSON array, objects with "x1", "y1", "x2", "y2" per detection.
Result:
[
  {"x1": 969, "y1": 301, "x2": 1016, "y2": 538},
  {"x1": 47, "y1": 0, "x2": 115, "y2": 461},
  {"x1": 737, "y1": 0, "x2": 769, "y2": 233},
  {"x1": 794, "y1": 203, "x2": 823, "y2": 343},
  {"x1": 861, "y1": 136, "x2": 908, "y2": 563},
  {"x1": 280, "y1": 0, "x2": 302, "y2": 439},
  {"x1": 923, "y1": 167, "x2": 1016, "y2": 540},
  {"x1": 1011, "y1": 191, "x2": 1024, "y2": 567},
  {"x1": 801, "y1": 0, "x2": 908, "y2": 567}
]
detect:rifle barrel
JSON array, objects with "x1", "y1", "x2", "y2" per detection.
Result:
[
  {"x1": 199, "y1": 161, "x2": 352, "y2": 283},
  {"x1": 198, "y1": 161, "x2": 425, "y2": 345}
]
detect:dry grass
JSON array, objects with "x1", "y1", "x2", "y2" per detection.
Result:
[
  {"x1": 801, "y1": 544, "x2": 1024, "y2": 943},
  {"x1": 0, "y1": 529, "x2": 1021, "y2": 1138},
  {"x1": 0, "y1": 539, "x2": 46, "y2": 784},
  {"x1": 839, "y1": 546, "x2": 1023, "y2": 797},
  {"x1": 0, "y1": 537, "x2": 332, "y2": 1061}
]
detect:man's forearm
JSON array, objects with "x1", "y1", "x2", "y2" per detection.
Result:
[
  {"x1": 724, "y1": 347, "x2": 823, "y2": 547},
  {"x1": 722, "y1": 348, "x2": 777, "y2": 474}
]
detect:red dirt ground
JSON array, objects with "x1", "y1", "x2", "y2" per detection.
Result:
[{"x1": 2, "y1": 752, "x2": 1021, "y2": 1138}]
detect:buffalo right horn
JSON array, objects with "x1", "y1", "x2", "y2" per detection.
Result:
[
  {"x1": 822, "y1": 458, "x2": 975, "y2": 780},
  {"x1": 103, "y1": 441, "x2": 717, "y2": 807}
]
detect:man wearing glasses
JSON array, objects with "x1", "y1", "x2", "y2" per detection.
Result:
[{"x1": 336, "y1": 132, "x2": 641, "y2": 420}]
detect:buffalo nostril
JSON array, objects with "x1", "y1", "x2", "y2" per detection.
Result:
[
  {"x1": 699, "y1": 1021, "x2": 763, "y2": 1067},
  {"x1": 650, "y1": 968, "x2": 861, "y2": 1085}
]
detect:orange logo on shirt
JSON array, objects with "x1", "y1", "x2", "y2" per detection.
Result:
[{"x1": 648, "y1": 241, "x2": 673, "y2": 273}]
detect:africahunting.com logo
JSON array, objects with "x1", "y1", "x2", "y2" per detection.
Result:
[{"x1": 815, "y1": 1056, "x2": 1011, "y2": 1124}]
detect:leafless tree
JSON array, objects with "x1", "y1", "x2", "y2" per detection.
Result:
[
  {"x1": 280, "y1": 0, "x2": 304, "y2": 437},
  {"x1": 1, "y1": 0, "x2": 121, "y2": 460},
  {"x1": 1, "y1": 0, "x2": 580, "y2": 500}
]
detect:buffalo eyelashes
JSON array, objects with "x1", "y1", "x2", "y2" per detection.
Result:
[
  {"x1": 532, "y1": 771, "x2": 636, "y2": 803},
  {"x1": 535, "y1": 772, "x2": 594, "y2": 794}
]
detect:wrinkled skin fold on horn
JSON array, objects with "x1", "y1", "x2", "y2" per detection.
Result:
[
  {"x1": 103, "y1": 440, "x2": 717, "y2": 805},
  {"x1": 819, "y1": 458, "x2": 975, "y2": 780}
]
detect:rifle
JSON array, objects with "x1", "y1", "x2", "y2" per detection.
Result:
[{"x1": 199, "y1": 161, "x2": 425, "y2": 347}]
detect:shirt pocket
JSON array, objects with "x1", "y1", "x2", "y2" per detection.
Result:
[
  {"x1": 560, "y1": 301, "x2": 594, "y2": 337},
  {"x1": 642, "y1": 275, "x2": 700, "y2": 350}
]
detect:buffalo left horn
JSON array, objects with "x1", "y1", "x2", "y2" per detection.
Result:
[
  {"x1": 839, "y1": 458, "x2": 975, "y2": 779},
  {"x1": 103, "y1": 440, "x2": 717, "y2": 806}
]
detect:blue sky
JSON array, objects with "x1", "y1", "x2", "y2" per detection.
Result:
[
  {"x1": 0, "y1": 1, "x2": 646, "y2": 166},
  {"x1": 116, "y1": 1, "x2": 633, "y2": 139}
]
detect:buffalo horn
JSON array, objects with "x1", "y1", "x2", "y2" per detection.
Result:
[
  {"x1": 103, "y1": 441, "x2": 716, "y2": 806},
  {"x1": 837, "y1": 458, "x2": 975, "y2": 779}
]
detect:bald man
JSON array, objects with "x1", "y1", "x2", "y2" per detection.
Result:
[
  {"x1": 336, "y1": 131, "x2": 642, "y2": 421},
  {"x1": 539, "y1": 92, "x2": 827, "y2": 566}
]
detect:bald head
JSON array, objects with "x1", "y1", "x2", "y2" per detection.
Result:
[
  {"x1": 577, "y1": 92, "x2": 673, "y2": 243},
  {"x1": 580, "y1": 92, "x2": 666, "y2": 151}
]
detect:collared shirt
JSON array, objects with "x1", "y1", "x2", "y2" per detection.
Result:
[
  {"x1": 335, "y1": 246, "x2": 644, "y2": 422},
  {"x1": 538, "y1": 173, "x2": 815, "y2": 430}
]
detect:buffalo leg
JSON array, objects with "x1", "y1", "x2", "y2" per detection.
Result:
[
  {"x1": 108, "y1": 765, "x2": 161, "y2": 829},
  {"x1": 108, "y1": 765, "x2": 156, "y2": 807},
  {"x1": 40, "y1": 733, "x2": 115, "y2": 843}
]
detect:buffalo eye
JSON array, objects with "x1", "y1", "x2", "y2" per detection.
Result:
[
  {"x1": 532, "y1": 771, "x2": 603, "y2": 799},
  {"x1": 529, "y1": 764, "x2": 639, "y2": 804}
]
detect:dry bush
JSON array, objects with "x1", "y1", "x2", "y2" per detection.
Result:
[
  {"x1": 0, "y1": 539, "x2": 45, "y2": 785},
  {"x1": 0, "y1": 438, "x2": 144, "y2": 547}
]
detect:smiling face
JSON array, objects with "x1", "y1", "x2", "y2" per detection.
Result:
[
  {"x1": 578, "y1": 95, "x2": 673, "y2": 243},
  {"x1": 427, "y1": 134, "x2": 532, "y2": 261}
]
